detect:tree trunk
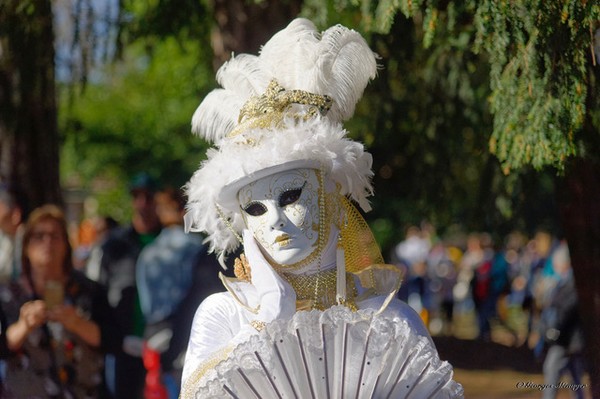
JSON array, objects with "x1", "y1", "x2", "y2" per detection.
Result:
[
  {"x1": 0, "y1": 0, "x2": 62, "y2": 210},
  {"x1": 557, "y1": 159, "x2": 600, "y2": 397},
  {"x1": 210, "y1": 0, "x2": 302, "y2": 68}
]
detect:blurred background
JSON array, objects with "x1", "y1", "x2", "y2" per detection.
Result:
[{"x1": 1, "y1": 0, "x2": 599, "y2": 397}]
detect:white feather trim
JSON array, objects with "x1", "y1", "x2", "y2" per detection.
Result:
[{"x1": 185, "y1": 118, "x2": 373, "y2": 262}]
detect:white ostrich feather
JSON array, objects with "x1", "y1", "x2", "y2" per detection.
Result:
[
  {"x1": 191, "y1": 89, "x2": 244, "y2": 142},
  {"x1": 315, "y1": 24, "x2": 378, "y2": 121},
  {"x1": 216, "y1": 54, "x2": 271, "y2": 99},
  {"x1": 259, "y1": 18, "x2": 377, "y2": 123},
  {"x1": 258, "y1": 18, "x2": 321, "y2": 90}
]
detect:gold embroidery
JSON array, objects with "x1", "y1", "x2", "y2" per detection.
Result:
[
  {"x1": 229, "y1": 79, "x2": 333, "y2": 137},
  {"x1": 179, "y1": 345, "x2": 233, "y2": 399}
]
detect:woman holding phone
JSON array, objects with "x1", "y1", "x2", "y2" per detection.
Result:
[{"x1": 0, "y1": 204, "x2": 112, "y2": 398}]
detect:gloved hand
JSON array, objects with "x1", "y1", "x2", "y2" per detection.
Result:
[{"x1": 243, "y1": 229, "x2": 296, "y2": 324}]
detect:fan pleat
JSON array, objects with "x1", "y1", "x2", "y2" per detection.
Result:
[
  {"x1": 193, "y1": 306, "x2": 464, "y2": 398},
  {"x1": 255, "y1": 351, "x2": 284, "y2": 399},
  {"x1": 296, "y1": 328, "x2": 317, "y2": 399}
]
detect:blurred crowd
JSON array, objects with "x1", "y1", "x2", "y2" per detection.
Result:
[
  {"x1": 0, "y1": 176, "x2": 222, "y2": 398},
  {"x1": 392, "y1": 223, "x2": 587, "y2": 397},
  {"x1": 0, "y1": 177, "x2": 588, "y2": 398}
]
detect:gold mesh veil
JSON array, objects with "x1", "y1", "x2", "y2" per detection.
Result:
[{"x1": 339, "y1": 196, "x2": 384, "y2": 272}]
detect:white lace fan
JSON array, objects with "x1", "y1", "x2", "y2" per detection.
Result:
[{"x1": 194, "y1": 306, "x2": 464, "y2": 398}]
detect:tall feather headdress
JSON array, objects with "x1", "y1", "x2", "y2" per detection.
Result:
[{"x1": 185, "y1": 18, "x2": 378, "y2": 265}]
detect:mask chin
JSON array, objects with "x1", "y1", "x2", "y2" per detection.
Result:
[{"x1": 262, "y1": 244, "x2": 315, "y2": 267}]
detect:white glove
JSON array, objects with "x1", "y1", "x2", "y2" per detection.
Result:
[{"x1": 243, "y1": 229, "x2": 296, "y2": 324}]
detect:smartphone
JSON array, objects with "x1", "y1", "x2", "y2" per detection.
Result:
[{"x1": 44, "y1": 280, "x2": 64, "y2": 309}]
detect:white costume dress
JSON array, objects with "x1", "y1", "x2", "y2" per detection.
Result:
[{"x1": 180, "y1": 229, "x2": 462, "y2": 398}]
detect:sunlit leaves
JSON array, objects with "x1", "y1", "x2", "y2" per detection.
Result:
[
  {"x1": 60, "y1": 37, "x2": 212, "y2": 192},
  {"x1": 304, "y1": 0, "x2": 600, "y2": 172}
]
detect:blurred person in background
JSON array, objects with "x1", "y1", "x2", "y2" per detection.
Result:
[
  {"x1": 137, "y1": 187, "x2": 221, "y2": 398},
  {"x1": 97, "y1": 173, "x2": 162, "y2": 399},
  {"x1": 467, "y1": 233, "x2": 512, "y2": 342},
  {"x1": 0, "y1": 183, "x2": 28, "y2": 283},
  {"x1": 454, "y1": 232, "x2": 488, "y2": 313},
  {"x1": 541, "y1": 241, "x2": 586, "y2": 399},
  {"x1": 0, "y1": 301, "x2": 10, "y2": 395},
  {"x1": 503, "y1": 229, "x2": 555, "y2": 350},
  {"x1": 84, "y1": 215, "x2": 119, "y2": 282},
  {"x1": 394, "y1": 225, "x2": 432, "y2": 325},
  {"x1": 428, "y1": 256, "x2": 458, "y2": 336},
  {"x1": 530, "y1": 231, "x2": 562, "y2": 355},
  {"x1": 0, "y1": 205, "x2": 112, "y2": 398}
]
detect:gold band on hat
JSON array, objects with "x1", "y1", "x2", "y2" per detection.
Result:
[{"x1": 228, "y1": 79, "x2": 333, "y2": 138}]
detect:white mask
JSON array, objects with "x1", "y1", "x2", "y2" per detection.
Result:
[{"x1": 238, "y1": 168, "x2": 320, "y2": 266}]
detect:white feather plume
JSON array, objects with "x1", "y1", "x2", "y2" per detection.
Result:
[
  {"x1": 315, "y1": 25, "x2": 378, "y2": 121},
  {"x1": 258, "y1": 18, "x2": 321, "y2": 90},
  {"x1": 216, "y1": 54, "x2": 271, "y2": 98},
  {"x1": 259, "y1": 18, "x2": 377, "y2": 123},
  {"x1": 192, "y1": 18, "x2": 377, "y2": 143},
  {"x1": 191, "y1": 89, "x2": 244, "y2": 143}
]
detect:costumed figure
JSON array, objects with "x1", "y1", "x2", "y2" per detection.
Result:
[{"x1": 182, "y1": 18, "x2": 464, "y2": 398}]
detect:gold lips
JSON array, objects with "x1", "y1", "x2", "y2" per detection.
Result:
[{"x1": 274, "y1": 234, "x2": 291, "y2": 247}]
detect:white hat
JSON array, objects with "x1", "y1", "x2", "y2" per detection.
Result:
[{"x1": 184, "y1": 18, "x2": 378, "y2": 264}]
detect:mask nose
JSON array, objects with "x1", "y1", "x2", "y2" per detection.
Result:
[{"x1": 266, "y1": 202, "x2": 287, "y2": 230}]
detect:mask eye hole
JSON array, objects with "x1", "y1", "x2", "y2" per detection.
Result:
[
  {"x1": 243, "y1": 202, "x2": 268, "y2": 216},
  {"x1": 278, "y1": 181, "x2": 306, "y2": 207}
]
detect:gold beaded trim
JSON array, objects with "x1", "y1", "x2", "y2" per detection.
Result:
[
  {"x1": 215, "y1": 203, "x2": 243, "y2": 244},
  {"x1": 250, "y1": 320, "x2": 266, "y2": 331},
  {"x1": 282, "y1": 269, "x2": 357, "y2": 311},
  {"x1": 228, "y1": 79, "x2": 333, "y2": 138}
]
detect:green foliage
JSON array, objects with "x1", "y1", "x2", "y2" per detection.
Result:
[
  {"x1": 121, "y1": 0, "x2": 209, "y2": 43},
  {"x1": 304, "y1": 0, "x2": 599, "y2": 173},
  {"x1": 475, "y1": 0, "x2": 598, "y2": 172},
  {"x1": 59, "y1": 37, "x2": 214, "y2": 221}
]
